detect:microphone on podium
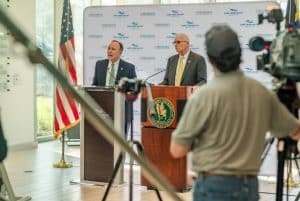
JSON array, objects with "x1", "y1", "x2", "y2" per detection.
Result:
[
  {"x1": 141, "y1": 69, "x2": 166, "y2": 116},
  {"x1": 142, "y1": 69, "x2": 166, "y2": 85}
]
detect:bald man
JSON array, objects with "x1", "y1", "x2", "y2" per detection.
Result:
[{"x1": 160, "y1": 33, "x2": 207, "y2": 86}]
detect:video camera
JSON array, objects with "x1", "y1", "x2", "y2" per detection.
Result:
[
  {"x1": 250, "y1": 8, "x2": 300, "y2": 201},
  {"x1": 249, "y1": 8, "x2": 300, "y2": 82}
]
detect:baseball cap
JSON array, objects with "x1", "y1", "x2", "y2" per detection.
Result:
[{"x1": 205, "y1": 25, "x2": 241, "y2": 58}]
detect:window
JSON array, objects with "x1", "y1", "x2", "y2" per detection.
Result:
[{"x1": 36, "y1": 0, "x2": 54, "y2": 139}]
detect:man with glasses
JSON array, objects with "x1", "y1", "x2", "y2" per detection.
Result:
[{"x1": 160, "y1": 33, "x2": 207, "y2": 86}]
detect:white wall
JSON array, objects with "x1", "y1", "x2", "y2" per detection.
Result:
[{"x1": 0, "y1": 0, "x2": 37, "y2": 149}]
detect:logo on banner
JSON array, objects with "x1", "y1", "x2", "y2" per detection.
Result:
[
  {"x1": 113, "y1": 10, "x2": 129, "y2": 17},
  {"x1": 154, "y1": 45, "x2": 170, "y2": 50},
  {"x1": 182, "y1": 21, "x2": 199, "y2": 28},
  {"x1": 148, "y1": 97, "x2": 175, "y2": 128},
  {"x1": 88, "y1": 34, "x2": 103, "y2": 39},
  {"x1": 224, "y1": 8, "x2": 243, "y2": 16},
  {"x1": 113, "y1": 33, "x2": 129, "y2": 39},
  {"x1": 140, "y1": 11, "x2": 156, "y2": 16},
  {"x1": 140, "y1": 56, "x2": 155, "y2": 60},
  {"x1": 166, "y1": 32, "x2": 177, "y2": 39},
  {"x1": 212, "y1": 22, "x2": 229, "y2": 26},
  {"x1": 88, "y1": 12, "x2": 103, "y2": 18},
  {"x1": 196, "y1": 10, "x2": 213, "y2": 16},
  {"x1": 154, "y1": 23, "x2": 170, "y2": 27},
  {"x1": 140, "y1": 34, "x2": 155, "y2": 39},
  {"x1": 89, "y1": 56, "x2": 103, "y2": 60},
  {"x1": 127, "y1": 43, "x2": 144, "y2": 50},
  {"x1": 167, "y1": 10, "x2": 184, "y2": 17},
  {"x1": 190, "y1": 45, "x2": 200, "y2": 51},
  {"x1": 102, "y1": 24, "x2": 117, "y2": 28},
  {"x1": 240, "y1": 19, "x2": 256, "y2": 27},
  {"x1": 127, "y1": 21, "x2": 144, "y2": 29}
]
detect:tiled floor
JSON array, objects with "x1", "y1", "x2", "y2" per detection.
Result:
[{"x1": 2, "y1": 140, "x2": 300, "y2": 201}]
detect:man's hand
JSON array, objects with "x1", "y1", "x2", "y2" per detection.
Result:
[
  {"x1": 289, "y1": 125, "x2": 300, "y2": 141},
  {"x1": 170, "y1": 142, "x2": 190, "y2": 158}
]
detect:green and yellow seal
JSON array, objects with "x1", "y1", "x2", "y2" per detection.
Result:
[{"x1": 147, "y1": 97, "x2": 175, "y2": 128}]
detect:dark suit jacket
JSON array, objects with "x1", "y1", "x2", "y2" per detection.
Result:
[
  {"x1": 0, "y1": 122, "x2": 7, "y2": 162},
  {"x1": 160, "y1": 51, "x2": 207, "y2": 86},
  {"x1": 92, "y1": 59, "x2": 136, "y2": 86},
  {"x1": 92, "y1": 59, "x2": 136, "y2": 137}
]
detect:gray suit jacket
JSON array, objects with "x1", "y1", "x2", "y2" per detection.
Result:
[{"x1": 160, "y1": 51, "x2": 207, "y2": 86}]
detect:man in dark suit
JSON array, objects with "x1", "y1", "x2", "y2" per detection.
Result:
[
  {"x1": 92, "y1": 40, "x2": 137, "y2": 137},
  {"x1": 92, "y1": 40, "x2": 136, "y2": 86},
  {"x1": 160, "y1": 33, "x2": 207, "y2": 86},
  {"x1": 0, "y1": 118, "x2": 7, "y2": 162}
]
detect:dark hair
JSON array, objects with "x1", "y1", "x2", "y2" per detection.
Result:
[
  {"x1": 207, "y1": 48, "x2": 241, "y2": 73},
  {"x1": 111, "y1": 40, "x2": 123, "y2": 52},
  {"x1": 205, "y1": 25, "x2": 242, "y2": 73}
]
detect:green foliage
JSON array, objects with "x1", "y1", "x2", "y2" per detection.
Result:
[{"x1": 37, "y1": 96, "x2": 53, "y2": 136}]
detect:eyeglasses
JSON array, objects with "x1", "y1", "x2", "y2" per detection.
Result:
[{"x1": 173, "y1": 41, "x2": 188, "y2": 45}]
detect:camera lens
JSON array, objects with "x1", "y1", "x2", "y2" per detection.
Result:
[{"x1": 249, "y1": 36, "x2": 265, "y2": 51}]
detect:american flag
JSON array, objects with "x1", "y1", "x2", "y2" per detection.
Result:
[
  {"x1": 286, "y1": 0, "x2": 300, "y2": 28},
  {"x1": 54, "y1": 0, "x2": 80, "y2": 139}
]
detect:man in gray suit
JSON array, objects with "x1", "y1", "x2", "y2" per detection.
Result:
[{"x1": 160, "y1": 33, "x2": 207, "y2": 86}]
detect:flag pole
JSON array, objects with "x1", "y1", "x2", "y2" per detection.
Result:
[
  {"x1": 53, "y1": 0, "x2": 79, "y2": 168},
  {"x1": 53, "y1": 131, "x2": 72, "y2": 168}
]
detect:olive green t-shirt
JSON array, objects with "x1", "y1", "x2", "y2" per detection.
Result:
[{"x1": 172, "y1": 70, "x2": 299, "y2": 175}]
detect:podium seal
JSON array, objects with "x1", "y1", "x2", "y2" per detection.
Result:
[{"x1": 148, "y1": 97, "x2": 175, "y2": 128}]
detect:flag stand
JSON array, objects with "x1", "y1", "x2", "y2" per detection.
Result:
[{"x1": 53, "y1": 131, "x2": 72, "y2": 168}]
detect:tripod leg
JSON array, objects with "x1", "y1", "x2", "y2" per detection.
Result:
[
  {"x1": 101, "y1": 153, "x2": 123, "y2": 201},
  {"x1": 129, "y1": 147, "x2": 133, "y2": 201},
  {"x1": 293, "y1": 157, "x2": 300, "y2": 177},
  {"x1": 295, "y1": 191, "x2": 300, "y2": 201},
  {"x1": 133, "y1": 141, "x2": 163, "y2": 201},
  {"x1": 276, "y1": 139, "x2": 286, "y2": 201}
]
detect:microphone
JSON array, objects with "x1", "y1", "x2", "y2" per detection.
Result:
[
  {"x1": 144, "y1": 82, "x2": 156, "y2": 117},
  {"x1": 142, "y1": 69, "x2": 166, "y2": 84}
]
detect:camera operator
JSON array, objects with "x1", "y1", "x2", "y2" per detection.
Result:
[{"x1": 170, "y1": 25, "x2": 300, "y2": 201}]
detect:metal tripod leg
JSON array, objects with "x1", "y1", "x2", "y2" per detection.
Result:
[
  {"x1": 0, "y1": 163, "x2": 31, "y2": 201},
  {"x1": 294, "y1": 156, "x2": 300, "y2": 178},
  {"x1": 132, "y1": 140, "x2": 163, "y2": 201},
  {"x1": 276, "y1": 139, "x2": 286, "y2": 201},
  {"x1": 101, "y1": 153, "x2": 123, "y2": 201}
]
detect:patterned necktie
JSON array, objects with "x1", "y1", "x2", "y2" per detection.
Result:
[
  {"x1": 175, "y1": 56, "x2": 184, "y2": 86},
  {"x1": 108, "y1": 63, "x2": 115, "y2": 86}
]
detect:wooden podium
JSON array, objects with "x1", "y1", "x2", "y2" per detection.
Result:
[
  {"x1": 140, "y1": 85, "x2": 195, "y2": 191},
  {"x1": 80, "y1": 86, "x2": 124, "y2": 184}
]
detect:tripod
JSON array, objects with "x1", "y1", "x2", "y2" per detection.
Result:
[
  {"x1": 101, "y1": 99, "x2": 162, "y2": 201},
  {"x1": 276, "y1": 138, "x2": 300, "y2": 201},
  {"x1": 275, "y1": 85, "x2": 300, "y2": 201}
]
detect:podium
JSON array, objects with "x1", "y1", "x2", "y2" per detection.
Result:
[
  {"x1": 80, "y1": 86, "x2": 124, "y2": 184},
  {"x1": 140, "y1": 85, "x2": 196, "y2": 191}
]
